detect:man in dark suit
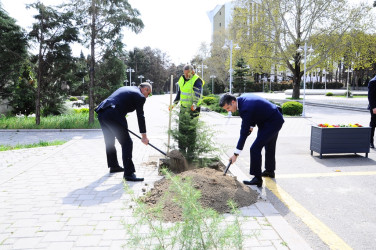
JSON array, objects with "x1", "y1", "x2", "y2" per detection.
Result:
[
  {"x1": 219, "y1": 93, "x2": 284, "y2": 187},
  {"x1": 95, "y1": 83, "x2": 152, "y2": 181},
  {"x1": 368, "y1": 75, "x2": 376, "y2": 148}
]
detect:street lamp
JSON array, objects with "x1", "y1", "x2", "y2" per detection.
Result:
[
  {"x1": 138, "y1": 75, "x2": 144, "y2": 84},
  {"x1": 131, "y1": 81, "x2": 135, "y2": 86},
  {"x1": 197, "y1": 63, "x2": 208, "y2": 79},
  {"x1": 222, "y1": 40, "x2": 240, "y2": 94},
  {"x1": 210, "y1": 75, "x2": 216, "y2": 94},
  {"x1": 126, "y1": 68, "x2": 135, "y2": 83},
  {"x1": 123, "y1": 80, "x2": 129, "y2": 86},
  {"x1": 296, "y1": 43, "x2": 314, "y2": 117}
]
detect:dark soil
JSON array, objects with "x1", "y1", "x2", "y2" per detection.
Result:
[{"x1": 142, "y1": 167, "x2": 259, "y2": 222}]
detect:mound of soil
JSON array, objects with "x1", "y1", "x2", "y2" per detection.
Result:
[{"x1": 142, "y1": 167, "x2": 259, "y2": 222}]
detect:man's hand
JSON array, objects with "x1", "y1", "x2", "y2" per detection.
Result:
[
  {"x1": 248, "y1": 127, "x2": 253, "y2": 136},
  {"x1": 373, "y1": 108, "x2": 376, "y2": 114},
  {"x1": 168, "y1": 104, "x2": 175, "y2": 111},
  {"x1": 141, "y1": 134, "x2": 149, "y2": 145},
  {"x1": 230, "y1": 154, "x2": 238, "y2": 164},
  {"x1": 191, "y1": 103, "x2": 197, "y2": 111}
]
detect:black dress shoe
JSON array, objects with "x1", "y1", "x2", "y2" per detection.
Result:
[
  {"x1": 109, "y1": 166, "x2": 124, "y2": 173},
  {"x1": 261, "y1": 170, "x2": 275, "y2": 178},
  {"x1": 124, "y1": 173, "x2": 144, "y2": 182},
  {"x1": 371, "y1": 142, "x2": 375, "y2": 148},
  {"x1": 243, "y1": 177, "x2": 263, "y2": 187}
]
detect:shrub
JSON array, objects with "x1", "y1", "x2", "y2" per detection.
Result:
[
  {"x1": 73, "y1": 108, "x2": 89, "y2": 114},
  {"x1": 325, "y1": 92, "x2": 333, "y2": 96},
  {"x1": 69, "y1": 96, "x2": 78, "y2": 101},
  {"x1": 282, "y1": 101, "x2": 303, "y2": 116},
  {"x1": 202, "y1": 96, "x2": 217, "y2": 106}
]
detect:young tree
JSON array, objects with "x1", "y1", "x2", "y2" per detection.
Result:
[
  {"x1": 232, "y1": 0, "x2": 372, "y2": 98},
  {"x1": 28, "y1": 2, "x2": 79, "y2": 123},
  {"x1": 233, "y1": 57, "x2": 249, "y2": 94},
  {"x1": 67, "y1": 0, "x2": 144, "y2": 123}
]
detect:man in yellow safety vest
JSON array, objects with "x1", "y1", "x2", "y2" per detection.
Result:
[{"x1": 169, "y1": 64, "x2": 205, "y2": 159}]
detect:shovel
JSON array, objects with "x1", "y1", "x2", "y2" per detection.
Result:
[
  {"x1": 128, "y1": 129, "x2": 166, "y2": 156},
  {"x1": 223, "y1": 159, "x2": 232, "y2": 176},
  {"x1": 128, "y1": 129, "x2": 188, "y2": 171}
]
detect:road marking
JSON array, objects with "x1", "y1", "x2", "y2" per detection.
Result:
[
  {"x1": 264, "y1": 178, "x2": 352, "y2": 250},
  {"x1": 276, "y1": 171, "x2": 376, "y2": 179}
]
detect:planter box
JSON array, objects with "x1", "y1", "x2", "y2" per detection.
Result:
[{"x1": 310, "y1": 126, "x2": 371, "y2": 158}]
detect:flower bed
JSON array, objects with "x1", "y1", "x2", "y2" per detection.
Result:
[{"x1": 310, "y1": 125, "x2": 371, "y2": 159}]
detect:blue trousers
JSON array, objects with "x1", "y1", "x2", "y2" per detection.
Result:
[
  {"x1": 249, "y1": 118, "x2": 283, "y2": 177},
  {"x1": 98, "y1": 108, "x2": 135, "y2": 176}
]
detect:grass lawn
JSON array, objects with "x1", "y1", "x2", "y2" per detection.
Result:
[
  {"x1": 0, "y1": 113, "x2": 100, "y2": 129},
  {"x1": 0, "y1": 140, "x2": 67, "y2": 151}
]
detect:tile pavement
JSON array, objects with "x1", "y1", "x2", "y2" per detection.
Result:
[{"x1": 0, "y1": 130, "x2": 310, "y2": 249}]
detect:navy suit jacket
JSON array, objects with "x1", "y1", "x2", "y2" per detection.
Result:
[
  {"x1": 236, "y1": 94, "x2": 284, "y2": 150},
  {"x1": 95, "y1": 86, "x2": 147, "y2": 133},
  {"x1": 368, "y1": 75, "x2": 376, "y2": 110}
]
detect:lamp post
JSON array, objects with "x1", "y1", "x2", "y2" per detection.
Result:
[
  {"x1": 126, "y1": 68, "x2": 135, "y2": 84},
  {"x1": 210, "y1": 75, "x2": 216, "y2": 94},
  {"x1": 123, "y1": 80, "x2": 129, "y2": 86},
  {"x1": 138, "y1": 75, "x2": 144, "y2": 84},
  {"x1": 131, "y1": 81, "x2": 135, "y2": 86},
  {"x1": 197, "y1": 63, "x2": 208, "y2": 79},
  {"x1": 222, "y1": 40, "x2": 240, "y2": 94},
  {"x1": 297, "y1": 43, "x2": 314, "y2": 117}
]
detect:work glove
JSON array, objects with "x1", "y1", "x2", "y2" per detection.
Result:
[{"x1": 191, "y1": 103, "x2": 197, "y2": 111}]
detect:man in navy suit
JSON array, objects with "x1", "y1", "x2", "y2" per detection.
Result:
[
  {"x1": 95, "y1": 83, "x2": 152, "y2": 182},
  {"x1": 220, "y1": 93, "x2": 284, "y2": 187},
  {"x1": 368, "y1": 75, "x2": 376, "y2": 148}
]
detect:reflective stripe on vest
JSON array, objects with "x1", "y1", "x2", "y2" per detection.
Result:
[{"x1": 178, "y1": 74, "x2": 205, "y2": 107}]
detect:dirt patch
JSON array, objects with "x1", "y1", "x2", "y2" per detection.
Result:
[{"x1": 142, "y1": 167, "x2": 259, "y2": 222}]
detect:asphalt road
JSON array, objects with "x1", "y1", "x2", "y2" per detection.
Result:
[{"x1": 215, "y1": 104, "x2": 376, "y2": 250}]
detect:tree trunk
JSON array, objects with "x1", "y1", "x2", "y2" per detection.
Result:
[
  {"x1": 88, "y1": 0, "x2": 96, "y2": 124},
  {"x1": 36, "y1": 8, "x2": 44, "y2": 125}
]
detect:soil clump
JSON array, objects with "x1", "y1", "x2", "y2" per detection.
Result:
[{"x1": 142, "y1": 167, "x2": 259, "y2": 222}]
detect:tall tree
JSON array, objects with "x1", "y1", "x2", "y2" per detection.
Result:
[
  {"x1": 0, "y1": 6, "x2": 28, "y2": 99},
  {"x1": 67, "y1": 0, "x2": 144, "y2": 123},
  {"x1": 28, "y1": 2, "x2": 79, "y2": 123},
  {"x1": 232, "y1": 0, "x2": 372, "y2": 98}
]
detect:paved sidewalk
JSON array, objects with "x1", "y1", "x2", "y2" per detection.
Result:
[
  {"x1": 0, "y1": 94, "x2": 311, "y2": 249},
  {"x1": 0, "y1": 131, "x2": 309, "y2": 249}
]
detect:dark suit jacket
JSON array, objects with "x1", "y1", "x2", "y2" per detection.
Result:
[
  {"x1": 236, "y1": 93, "x2": 284, "y2": 150},
  {"x1": 368, "y1": 76, "x2": 376, "y2": 110},
  {"x1": 95, "y1": 86, "x2": 147, "y2": 133}
]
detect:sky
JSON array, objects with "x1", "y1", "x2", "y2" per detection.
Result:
[
  {"x1": 2, "y1": 0, "x2": 374, "y2": 65},
  {"x1": 1, "y1": 0, "x2": 229, "y2": 65}
]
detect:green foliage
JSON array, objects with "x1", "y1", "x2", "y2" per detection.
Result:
[
  {"x1": 0, "y1": 113, "x2": 100, "y2": 129},
  {"x1": 325, "y1": 92, "x2": 333, "y2": 96},
  {"x1": 73, "y1": 108, "x2": 89, "y2": 114},
  {"x1": 69, "y1": 96, "x2": 78, "y2": 101},
  {"x1": 233, "y1": 57, "x2": 250, "y2": 94},
  {"x1": 0, "y1": 7, "x2": 28, "y2": 99},
  {"x1": 7, "y1": 63, "x2": 36, "y2": 115},
  {"x1": 122, "y1": 169, "x2": 248, "y2": 249},
  {"x1": 94, "y1": 52, "x2": 126, "y2": 104},
  {"x1": 28, "y1": 2, "x2": 80, "y2": 118},
  {"x1": 0, "y1": 140, "x2": 66, "y2": 151},
  {"x1": 202, "y1": 96, "x2": 217, "y2": 106},
  {"x1": 282, "y1": 101, "x2": 303, "y2": 116},
  {"x1": 169, "y1": 107, "x2": 219, "y2": 163}
]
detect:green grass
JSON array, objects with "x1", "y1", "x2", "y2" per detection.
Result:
[
  {"x1": 0, "y1": 113, "x2": 100, "y2": 129},
  {"x1": 0, "y1": 140, "x2": 67, "y2": 151}
]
